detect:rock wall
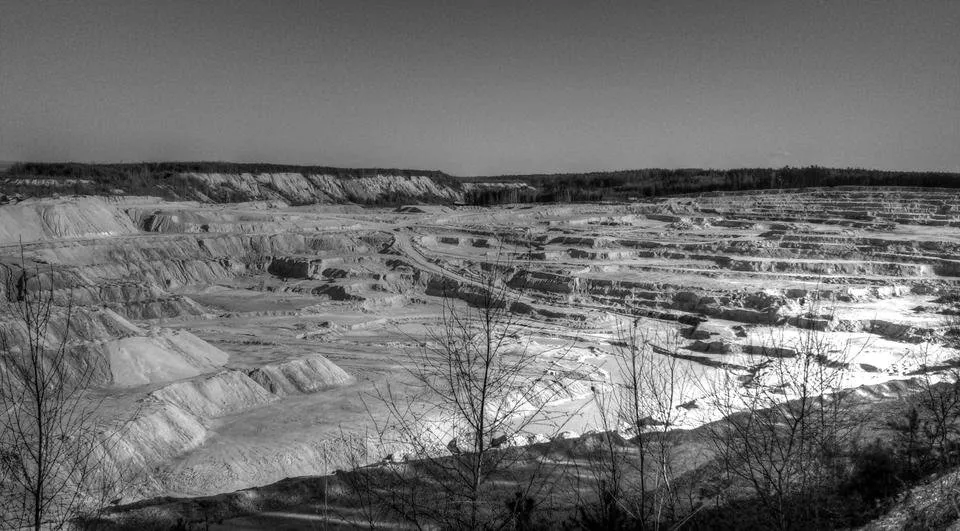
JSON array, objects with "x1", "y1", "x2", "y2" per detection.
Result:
[{"x1": 181, "y1": 172, "x2": 464, "y2": 204}]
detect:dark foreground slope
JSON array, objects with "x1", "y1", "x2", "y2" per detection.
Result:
[{"x1": 90, "y1": 379, "x2": 960, "y2": 531}]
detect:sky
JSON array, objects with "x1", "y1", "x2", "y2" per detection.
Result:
[{"x1": 1, "y1": 1, "x2": 958, "y2": 176}]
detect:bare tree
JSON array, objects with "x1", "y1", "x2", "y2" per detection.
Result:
[
  {"x1": 705, "y1": 316, "x2": 860, "y2": 530},
  {"x1": 883, "y1": 306, "x2": 960, "y2": 525},
  {"x1": 580, "y1": 320, "x2": 694, "y2": 529},
  {"x1": 0, "y1": 247, "x2": 120, "y2": 530},
  {"x1": 352, "y1": 252, "x2": 585, "y2": 530},
  {"x1": 910, "y1": 301, "x2": 960, "y2": 470}
]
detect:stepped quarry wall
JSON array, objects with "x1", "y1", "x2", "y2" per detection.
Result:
[{"x1": 1, "y1": 187, "x2": 959, "y2": 502}]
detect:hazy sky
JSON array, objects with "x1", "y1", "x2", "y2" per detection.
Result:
[{"x1": 1, "y1": 1, "x2": 958, "y2": 175}]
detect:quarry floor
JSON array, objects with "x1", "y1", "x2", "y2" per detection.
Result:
[{"x1": 2, "y1": 188, "x2": 959, "y2": 509}]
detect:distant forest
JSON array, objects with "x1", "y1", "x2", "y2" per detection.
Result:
[
  {"x1": 2, "y1": 162, "x2": 958, "y2": 205},
  {"x1": 461, "y1": 166, "x2": 960, "y2": 205}
]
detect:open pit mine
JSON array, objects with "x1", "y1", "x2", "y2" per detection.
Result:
[{"x1": 2, "y1": 171, "x2": 960, "y2": 527}]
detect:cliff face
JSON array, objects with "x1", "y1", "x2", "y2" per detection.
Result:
[
  {"x1": 1, "y1": 163, "x2": 475, "y2": 205},
  {"x1": 2, "y1": 163, "x2": 550, "y2": 206},
  {"x1": 176, "y1": 172, "x2": 465, "y2": 204}
]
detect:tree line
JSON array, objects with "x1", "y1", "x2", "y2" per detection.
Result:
[{"x1": 462, "y1": 166, "x2": 960, "y2": 205}]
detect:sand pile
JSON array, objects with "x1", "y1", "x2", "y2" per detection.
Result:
[
  {"x1": 106, "y1": 330, "x2": 230, "y2": 386},
  {"x1": 148, "y1": 370, "x2": 278, "y2": 418},
  {"x1": 0, "y1": 197, "x2": 139, "y2": 244},
  {"x1": 247, "y1": 356, "x2": 353, "y2": 395},
  {"x1": 107, "y1": 402, "x2": 209, "y2": 470}
]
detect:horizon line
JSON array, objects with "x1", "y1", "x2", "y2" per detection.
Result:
[{"x1": 4, "y1": 160, "x2": 960, "y2": 179}]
